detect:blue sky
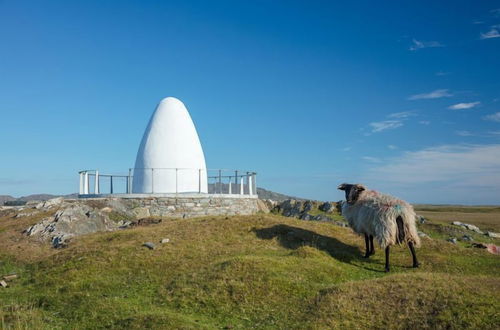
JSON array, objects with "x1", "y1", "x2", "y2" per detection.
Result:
[{"x1": 1, "y1": 0, "x2": 499, "y2": 204}]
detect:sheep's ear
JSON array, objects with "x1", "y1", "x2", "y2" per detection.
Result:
[
  {"x1": 337, "y1": 183, "x2": 347, "y2": 190},
  {"x1": 355, "y1": 184, "x2": 366, "y2": 191}
]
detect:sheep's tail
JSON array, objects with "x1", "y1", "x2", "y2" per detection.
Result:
[{"x1": 396, "y1": 216, "x2": 405, "y2": 244}]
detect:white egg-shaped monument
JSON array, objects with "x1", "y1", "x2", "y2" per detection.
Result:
[{"x1": 132, "y1": 97, "x2": 208, "y2": 193}]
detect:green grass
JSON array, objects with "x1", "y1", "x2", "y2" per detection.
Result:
[{"x1": 0, "y1": 210, "x2": 499, "y2": 329}]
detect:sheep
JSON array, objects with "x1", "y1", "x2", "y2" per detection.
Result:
[{"x1": 337, "y1": 183, "x2": 420, "y2": 272}]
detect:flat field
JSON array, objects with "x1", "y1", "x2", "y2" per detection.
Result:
[{"x1": 0, "y1": 205, "x2": 499, "y2": 329}]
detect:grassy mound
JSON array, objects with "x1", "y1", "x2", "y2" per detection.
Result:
[{"x1": 0, "y1": 211, "x2": 499, "y2": 329}]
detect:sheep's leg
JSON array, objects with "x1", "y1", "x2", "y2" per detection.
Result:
[
  {"x1": 408, "y1": 242, "x2": 419, "y2": 268},
  {"x1": 363, "y1": 234, "x2": 370, "y2": 258},
  {"x1": 369, "y1": 235, "x2": 375, "y2": 255},
  {"x1": 385, "y1": 246, "x2": 390, "y2": 272}
]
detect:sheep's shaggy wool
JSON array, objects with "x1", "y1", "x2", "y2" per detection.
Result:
[{"x1": 341, "y1": 190, "x2": 421, "y2": 249}]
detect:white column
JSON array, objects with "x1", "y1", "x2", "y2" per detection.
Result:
[
  {"x1": 248, "y1": 175, "x2": 253, "y2": 195},
  {"x1": 228, "y1": 181, "x2": 232, "y2": 194},
  {"x1": 79, "y1": 172, "x2": 84, "y2": 194},
  {"x1": 84, "y1": 172, "x2": 89, "y2": 194},
  {"x1": 94, "y1": 170, "x2": 99, "y2": 194},
  {"x1": 240, "y1": 177, "x2": 244, "y2": 195}
]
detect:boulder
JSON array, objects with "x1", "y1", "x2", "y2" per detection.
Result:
[
  {"x1": 35, "y1": 197, "x2": 64, "y2": 209},
  {"x1": 451, "y1": 221, "x2": 483, "y2": 234},
  {"x1": 318, "y1": 202, "x2": 333, "y2": 213},
  {"x1": 143, "y1": 242, "x2": 155, "y2": 250},
  {"x1": 26, "y1": 204, "x2": 121, "y2": 248},
  {"x1": 486, "y1": 231, "x2": 500, "y2": 238}
]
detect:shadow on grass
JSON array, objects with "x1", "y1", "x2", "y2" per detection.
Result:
[{"x1": 253, "y1": 224, "x2": 367, "y2": 265}]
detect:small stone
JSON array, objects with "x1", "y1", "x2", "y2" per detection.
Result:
[
  {"x1": 160, "y1": 238, "x2": 170, "y2": 244},
  {"x1": 447, "y1": 237, "x2": 457, "y2": 244},
  {"x1": 143, "y1": 242, "x2": 155, "y2": 250},
  {"x1": 3, "y1": 274, "x2": 18, "y2": 281},
  {"x1": 418, "y1": 216, "x2": 426, "y2": 224},
  {"x1": 486, "y1": 231, "x2": 500, "y2": 238},
  {"x1": 418, "y1": 231, "x2": 428, "y2": 238},
  {"x1": 461, "y1": 235, "x2": 473, "y2": 242},
  {"x1": 0, "y1": 280, "x2": 7, "y2": 288}
]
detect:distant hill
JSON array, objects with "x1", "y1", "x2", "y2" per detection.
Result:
[
  {"x1": 256, "y1": 188, "x2": 305, "y2": 201},
  {"x1": 0, "y1": 195, "x2": 15, "y2": 206},
  {"x1": 1, "y1": 193, "x2": 79, "y2": 205}
]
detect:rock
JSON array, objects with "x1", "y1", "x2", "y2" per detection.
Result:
[
  {"x1": 25, "y1": 204, "x2": 121, "y2": 248},
  {"x1": 300, "y1": 213, "x2": 312, "y2": 220},
  {"x1": 160, "y1": 238, "x2": 170, "y2": 244},
  {"x1": 418, "y1": 216, "x2": 426, "y2": 224},
  {"x1": 2, "y1": 274, "x2": 18, "y2": 281},
  {"x1": 143, "y1": 242, "x2": 155, "y2": 250},
  {"x1": 464, "y1": 224, "x2": 483, "y2": 234},
  {"x1": 14, "y1": 210, "x2": 38, "y2": 218},
  {"x1": 280, "y1": 200, "x2": 302, "y2": 218},
  {"x1": 318, "y1": 202, "x2": 333, "y2": 213},
  {"x1": 451, "y1": 221, "x2": 483, "y2": 234},
  {"x1": 447, "y1": 237, "x2": 457, "y2": 244},
  {"x1": 302, "y1": 201, "x2": 313, "y2": 213},
  {"x1": 461, "y1": 235, "x2": 473, "y2": 242},
  {"x1": 486, "y1": 231, "x2": 500, "y2": 238},
  {"x1": 52, "y1": 235, "x2": 69, "y2": 248},
  {"x1": 35, "y1": 197, "x2": 64, "y2": 209},
  {"x1": 132, "y1": 207, "x2": 151, "y2": 218},
  {"x1": 0, "y1": 280, "x2": 7, "y2": 288},
  {"x1": 256, "y1": 199, "x2": 270, "y2": 213},
  {"x1": 313, "y1": 214, "x2": 332, "y2": 222},
  {"x1": 418, "y1": 231, "x2": 429, "y2": 238}
]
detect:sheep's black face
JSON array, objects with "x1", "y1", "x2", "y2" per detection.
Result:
[{"x1": 337, "y1": 183, "x2": 365, "y2": 205}]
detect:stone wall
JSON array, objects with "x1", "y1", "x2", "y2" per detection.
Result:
[
  {"x1": 76, "y1": 194, "x2": 262, "y2": 219},
  {"x1": 118, "y1": 196, "x2": 261, "y2": 218}
]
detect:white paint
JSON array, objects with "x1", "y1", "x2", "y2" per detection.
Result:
[
  {"x1": 84, "y1": 172, "x2": 89, "y2": 194},
  {"x1": 79, "y1": 172, "x2": 84, "y2": 194},
  {"x1": 94, "y1": 170, "x2": 99, "y2": 194},
  {"x1": 249, "y1": 175, "x2": 253, "y2": 195},
  {"x1": 132, "y1": 97, "x2": 208, "y2": 193}
]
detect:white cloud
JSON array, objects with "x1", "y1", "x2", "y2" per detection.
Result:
[
  {"x1": 342, "y1": 147, "x2": 352, "y2": 151},
  {"x1": 448, "y1": 101, "x2": 480, "y2": 110},
  {"x1": 483, "y1": 112, "x2": 500, "y2": 122},
  {"x1": 409, "y1": 39, "x2": 444, "y2": 51},
  {"x1": 388, "y1": 111, "x2": 416, "y2": 119},
  {"x1": 362, "y1": 144, "x2": 500, "y2": 204},
  {"x1": 369, "y1": 120, "x2": 403, "y2": 133},
  {"x1": 489, "y1": 131, "x2": 500, "y2": 135},
  {"x1": 456, "y1": 130, "x2": 474, "y2": 136},
  {"x1": 366, "y1": 144, "x2": 500, "y2": 184},
  {"x1": 435, "y1": 71, "x2": 450, "y2": 76},
  {"x1": 388, "y1": 145, "x2": 398, "y2": 150},
  {"x1": 480, "y1": 25, "x2": 500, "y2": 39},
  {"x1": 419, "y1": 120, "x2": 431, "y2": 125},
  {"x1": 408, "y1": 89, "x2": 452, "y2": 100}
]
